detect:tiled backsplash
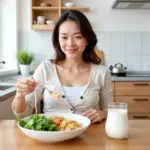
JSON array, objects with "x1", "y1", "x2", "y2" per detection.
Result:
[
  {"x1": 19, "y1": 31, "x2": 150, "y2": 72},
  {"x1": 96, "y1": 31, "x2": 150, "y2": 71}
]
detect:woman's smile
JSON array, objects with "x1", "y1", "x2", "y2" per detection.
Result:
[{"x1": 65, "y1": 48, "x2": 78, "y2": 54}]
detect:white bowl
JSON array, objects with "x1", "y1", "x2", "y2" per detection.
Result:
[
  {"x1": 40, "y1": 3, "x2": 48, "y2": 7},
  {"x1": 64, "y1": 2, "x2": 76, "y2": 8},
  {"x1": 18, "y1": 113, "x2": 91, "y2": 143},
  {"x1": 46, "y1": 20, "x2": 55, "y2": 25}
]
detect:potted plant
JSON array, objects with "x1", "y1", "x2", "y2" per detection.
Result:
[{"x1": 16, "y1": 50, "x2": 35, "y2": 76}]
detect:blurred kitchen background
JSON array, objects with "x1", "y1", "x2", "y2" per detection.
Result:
[
  {"x1": 1, "y1": 0, "x2": 150, "y2": 120},
  {"x1": 1, "y1": 0, "x2": 150, "y2": 72}
]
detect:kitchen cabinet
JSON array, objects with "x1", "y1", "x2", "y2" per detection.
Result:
[
  {"x1": 31, "y1": 0, "x2": 89, "y2": 31},
  {"x1": 112, "y1": 81, "x2": 150, "y2": 119},
  {"x1": 0, "y1": 96, "x2": 16, "y2": 120}
]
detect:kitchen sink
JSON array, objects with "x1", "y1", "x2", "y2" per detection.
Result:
[{"x1": 0, "y1": 85, "x2": 14, "y2": 90}]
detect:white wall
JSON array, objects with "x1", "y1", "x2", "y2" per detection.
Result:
[
  {"x1": 0, "y1": 0, "x2": 18, "y2": 69},
  {"x1": 97, "y1": 31, "x2": 150, "y2": 71},
  {"x1": 17, "y1": 0, "x2": 150, "y2": 71},
  {"x1": 85, "y1": 0, "x2": 150, "y2": 31}
]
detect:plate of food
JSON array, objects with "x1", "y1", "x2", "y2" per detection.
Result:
[{"x1": 17, "y1": 113, "x2": 91, "y2": 142}]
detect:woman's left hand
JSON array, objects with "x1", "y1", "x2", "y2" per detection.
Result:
[{"x1": 82, "y1": 108, "x2": 106, "y2": 124}]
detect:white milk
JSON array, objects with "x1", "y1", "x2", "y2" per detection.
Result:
[{"x1": 105, "y1": 108, "x2": 128, "y2": 139}]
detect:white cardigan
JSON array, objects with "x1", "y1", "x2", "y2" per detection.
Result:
[{"x1": 13, "y1": 60, "x2": 112, "y2": 117}]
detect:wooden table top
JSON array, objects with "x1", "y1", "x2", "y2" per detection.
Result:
[{"x1": 0, "y1": 120, "x2": 150, "y2": 150}]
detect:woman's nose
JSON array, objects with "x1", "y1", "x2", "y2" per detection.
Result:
[{"x1": 67, "y1": 37, "x2": 75, "y2": 46}]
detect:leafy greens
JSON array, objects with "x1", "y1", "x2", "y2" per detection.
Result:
[{"x1": 18, "y1": 114, "x2": 58, "y2": 131}]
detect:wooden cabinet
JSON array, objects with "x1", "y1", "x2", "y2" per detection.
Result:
[
  {"x1": 31, "y1": 0, "x2": 89, "y2": 31},
  {"x1": 0, "y1": 96, "x2": 16, "y2": 120},
  {"x1": 112, "y1": 81, "x2": 150, "y2": 119}
]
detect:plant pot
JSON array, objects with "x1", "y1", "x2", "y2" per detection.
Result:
[{"x1": 20, "y1": 64, "x2": 30, "y2": 76}]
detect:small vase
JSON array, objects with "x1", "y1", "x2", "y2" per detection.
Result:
[{"x1": 20, "y1": 64, "x2": 30, "y2": 76}]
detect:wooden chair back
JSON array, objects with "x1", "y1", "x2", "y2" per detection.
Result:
[{"x1": 95, "y1": 48, "x2": 104, "y2": 64}]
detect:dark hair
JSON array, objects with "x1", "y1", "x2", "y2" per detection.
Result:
[{"x1": 52, "y1": 10, "x2": 101, "y2": 64}]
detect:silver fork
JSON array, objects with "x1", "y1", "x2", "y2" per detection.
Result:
[
  {"x1": 31, "y1": 77, "x2": 53, "y2": 94},
  {"x1": 32, "y1": 77, "x2": 54, "y2": 114},
  {"x1": 37, "y1": 84, "x2": 54, "y2": 95},
  {"x1": 34, "y1": 89, "x2": 38, "y2": 115}
]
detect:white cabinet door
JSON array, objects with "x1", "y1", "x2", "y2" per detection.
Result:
[{"x1": 0, "y1": 96, "x2": 16, "y2": 119}]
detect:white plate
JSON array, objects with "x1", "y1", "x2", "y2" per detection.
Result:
[{"x1": 18, "y1": 113, "x2": 91, "y2": 142}]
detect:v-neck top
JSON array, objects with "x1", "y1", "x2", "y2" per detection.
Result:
[
  {"x1": 62, "y1": 85, "x2": 87, "y2": 105},
  {"x1": 13, "y1": 60, "x2": 112, "y2": 117}
]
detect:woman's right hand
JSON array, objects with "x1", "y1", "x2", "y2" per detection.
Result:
[{"x1": 16, "y1": 78, "x2": 37, "y2": 97}]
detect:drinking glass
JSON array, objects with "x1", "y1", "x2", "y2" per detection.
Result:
[{"x1": 105, "y1": 102, "x2": 129, "y2": 139}]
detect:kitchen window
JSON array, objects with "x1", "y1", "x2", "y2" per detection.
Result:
[
  {"x1": 0, "y1": 1, "x2": 2, "y2": 62},
  {"x1": 0, "y1": 0, "x2": 18, "y2": 74}
]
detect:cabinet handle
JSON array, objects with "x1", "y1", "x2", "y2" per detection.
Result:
[
  {"x1": 134, "y1": 83, "x2": 149, "y2": 86},
  {"x1": 133, "y1": 98, "x2": 148, "y2": 101},
  {"x1": 133, "y1": 116, "x2": 148, "y2": 119}
]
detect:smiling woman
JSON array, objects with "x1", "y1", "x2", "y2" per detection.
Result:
[{"x1": 12, "y1": 10, "x2": 112, "y2": 125}]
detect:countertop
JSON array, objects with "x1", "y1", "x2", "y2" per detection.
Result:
[
  {"x1": 111, "y1": 76, "x2": 150, "y2": 81},
  {"x1": 1, "y1": 71, "x2": 150, "y2": 101},
  {"x1": 0, "y1": 69, "x2": 18, "y2": 76},
  {"x1": 111, "y1": 71, "x2": 150, "y2": 81},
  {"x1": 0, "y1": 83, "x2": 16, "y2": 102},
  {"x1": 0, "y1": 74, "x2": 32, "y2": 102},
  {"x1": 1, "y1": 120, "x2": 150, "y2": 150}
]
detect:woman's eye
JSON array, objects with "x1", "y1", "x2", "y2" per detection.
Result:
[
  {"x1": 74, "y1": 36, "x2": 82, "y2": 39},
  {"x1": 61, "y1": 37, "x2": 67, "y2": 39}
]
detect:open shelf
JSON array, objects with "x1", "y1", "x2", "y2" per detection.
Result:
[
  {"x1": 31, "y1": 0, "x2": 90, "y2": 31},
  {"x1": 32, "y1": 24, "x2": 55, "y2": 31},
  {"x1": 61, "y1": 7, "x2": 89, "y2": 12},
  {"x1": 32, "y1": 7, "x2": 59, "y2": 11}
]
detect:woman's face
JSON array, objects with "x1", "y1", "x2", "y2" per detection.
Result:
[{"x1": 58, "y1": 20, "x2": 88, "y2": 59}]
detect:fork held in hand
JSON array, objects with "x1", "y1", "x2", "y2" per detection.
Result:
[{"x1": 34, "y1": 90, "x2": 38, "y2": 115}]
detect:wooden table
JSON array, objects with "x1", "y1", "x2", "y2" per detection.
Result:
[{"x1": 0, "y1": 120, "x2": 150, "y2": 150}]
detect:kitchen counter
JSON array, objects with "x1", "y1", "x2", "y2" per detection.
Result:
[
  {"x1": 1, "y1": 71, "x2": 150, "y2": 101},
  {"x1": 0, "y1": 74, "x2": 32, "y2": 102},
  {"x1": 0, "y1": 83, "x2": 16, "y2": 102},
  {"x1": 0, "y1": 69, "x2": 18, "y2": 76},
  {"x1": 0, "y1": 74, "x2": 18, "y2": 102},
  {"x1": 111, "y1": 71, "x2": 150, "y2": 81},
  {"x1": 111, "y1": 76, "x2": 150, "y2": 81}
]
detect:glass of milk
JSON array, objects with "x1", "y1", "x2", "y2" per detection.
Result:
[{"x1": 105, "y1": 102, "x2": 128, "y2": 140}]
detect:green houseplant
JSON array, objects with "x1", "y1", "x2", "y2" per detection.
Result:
[{"x1": 16, "y1": 50, "x2": 35, "y2": 76}]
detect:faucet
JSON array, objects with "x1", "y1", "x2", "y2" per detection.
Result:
[{"x1": 0, "y1": 61, "x2": 5, "y2": 64}]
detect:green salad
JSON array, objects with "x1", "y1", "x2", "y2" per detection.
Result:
[{"x1": 18, "y1": 114, "x2": 58, "y2": 131}]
